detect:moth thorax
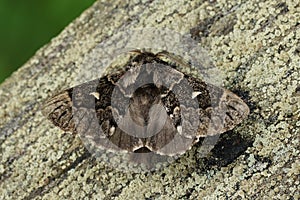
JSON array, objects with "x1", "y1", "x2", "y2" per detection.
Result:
[{"x1": 128, "y1": 84, "x2": 162, "y2": 126}]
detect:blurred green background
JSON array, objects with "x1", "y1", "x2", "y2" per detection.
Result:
[{"x1": 0, "y1": 0, "x2": 95, "y2": 84}]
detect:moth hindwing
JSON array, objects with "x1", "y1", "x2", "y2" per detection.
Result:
[{"x1": 43, "y1": 50, "x2": 249, "y2": 156}]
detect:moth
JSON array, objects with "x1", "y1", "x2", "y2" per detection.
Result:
[{"x1": 42, "y1": 50, "x2": 250, "y2": 157}]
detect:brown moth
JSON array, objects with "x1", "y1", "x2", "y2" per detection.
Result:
[{"x1": 42, "y1": 50, "x2": 249, "y2": 157}]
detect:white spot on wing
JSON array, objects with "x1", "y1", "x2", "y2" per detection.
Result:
[
  {"x1": 90, "y1": 92, "x2": 100, "y2": 100},
  {"x1": 192, "y1": 91, "x2": 201, "y2": 99},
  {"x1": 177, "y1": 125, "x2": 182, "y2": 135},
  {"x1": 173, "y1": 106, "x2": 180, "y2": 115},
  {"x1": 109, "y1": 126, "x2": 115, "y2": 136}
]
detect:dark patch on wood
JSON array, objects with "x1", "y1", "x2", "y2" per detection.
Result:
[
  {"x1": 209, "y1": 14, "x2": 237, "y2": 36},
  {"x1": 265, "y1": 113, "x2": 279, "y2": 126},
  {"x1": 190, "y1": 15, "x2": 222, "y2": 40},
  {"x1": 276, "y1": 2, "x2": 289, "y2": 15},
  {"x1": 294, "y1": 46, "x2": 300, "y2": 55},
  {"x1": 200, "y1": 131, "x2": 253, "y2": 168},
  {"x1": 295, "y1": 85, "x2": 300, "y2": 95}
]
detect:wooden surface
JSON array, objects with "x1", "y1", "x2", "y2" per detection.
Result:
[{"x1": 0, "y1": 0, "x2": 299, "y2": 199}]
